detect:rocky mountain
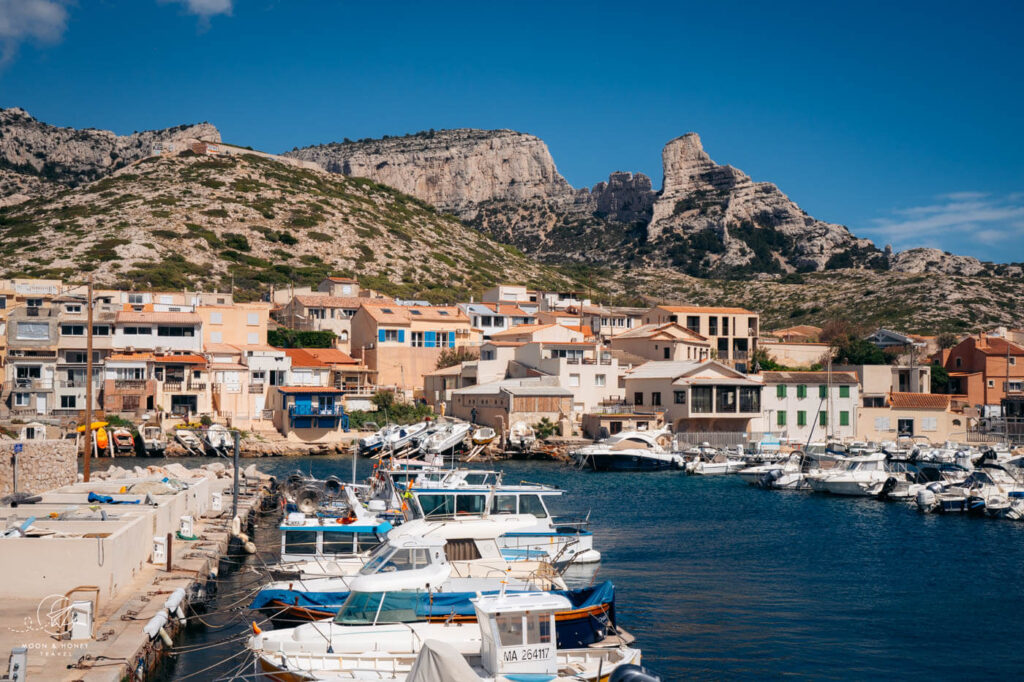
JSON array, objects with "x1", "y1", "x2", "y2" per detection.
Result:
[
  {"x1": 290, "y1": 128, "x2": 1001, "y2": 278},
  {"x1": 0, "y1": 147, "x2": 574, "y2": 300},
  {"x1": 0, "y1": 107, "x2": 220, "y2": 192}
]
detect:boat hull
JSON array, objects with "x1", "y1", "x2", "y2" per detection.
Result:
[{"x1": 587, "y1": 454, "x2": 681, "y2": 472}]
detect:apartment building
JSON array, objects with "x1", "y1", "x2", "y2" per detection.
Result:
[
  {"x1": 508, "y1": 341, "x2": 624, "y2": 417},
  {"x1": 4, "y1": 303, "x2": 60, "y2": 416},
  {"x1": 582, "y1": 305, "x2": 645, "y2": 341},
  {"x1": 459, "y1": 302, "x2": 536, "y2": 338},
  {"x1": 609, "y1": 323, "x2": 711, "y2": 362},
  {"x1": 642, "y1": 305, "x2": 759, "y2": 371},
  {"x1": 350, "y1": 303, "x2": 476, "y2": 393},
  {"x1": 940, "y1": 334, "x2": 1024, "y2": 408}
]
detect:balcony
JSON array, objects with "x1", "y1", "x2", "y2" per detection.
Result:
[
  {"x1": 58, "y1": 380, "x2": 94, "y2": 389},
  {"x1": 114, "y1": 379, "x2": 147, "y2": 391},
  {"x1": 289, "y1": 404, "x2": 345, "y2": 417},
  {"x1": 163, "y1": 381, "x2": 183, "y2": 392},
  {"x1": 732, "y1": 350, "x2": 749, "y2": 361},
  {"x1": 11, "y1": 379, "x2": 53, "y2": 390}
]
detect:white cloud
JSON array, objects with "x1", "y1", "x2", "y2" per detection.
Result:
[
  {"x1": 867, "y1": 192, "x2": 1024, "y2": 255},
  {"x1": 161, "y1": 0, "x2": 233, "y2": 18},
  {"x1": 0, "y1": 0, "x2": 69, "y2": 66}
]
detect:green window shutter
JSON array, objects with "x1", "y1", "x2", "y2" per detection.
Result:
[
  {"x1": 776, "y1": 385, "x2": 786, "y2": 398},
  {"x1": 777, "y1": 411, "x2": 786, "y2": 427},
  {"x1": 839, "y1": 385, "x2": 850, "y2": 398},
  {"x1": 840, "y1": 411, "x2": 850, "y2": 426},
  {"x1": 797, "y1": 411, "x2": 806, "y2": 426},
  {"x1": 819, "y1": 385, "x2": 827, "y2": 399},
  {"x1": 819, "y1": 411, "x2": 828, "y2": 426},
  {"x1": 797, "y1": 385, "x2": 806, "y2": 399}
]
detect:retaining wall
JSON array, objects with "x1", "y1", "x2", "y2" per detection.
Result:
[{"x1": 0, "y1": 439, "x2": 77, "y2": 496}]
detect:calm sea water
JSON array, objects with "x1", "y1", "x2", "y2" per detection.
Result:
[{"x1": 88, "y1": 456, "x2": 1024, "y2": 680}]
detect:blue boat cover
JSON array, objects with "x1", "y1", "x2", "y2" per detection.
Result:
[
  {"x1": 87, "y1": 492, "x2": 140, "y2": 505},
  {"x1": 249, "y1": 580, "x2": 615, "y2": 617}
]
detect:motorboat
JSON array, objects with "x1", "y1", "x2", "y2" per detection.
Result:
[
  {"x1": 806, "y1": 452, "x2": 893, "y2": 496},
  {"x1": 738, "y1": 452, "x2": 803, "y2": 486},
  {"x1": 358, "y1": 423, "x2": 398, "y2": 457},
  {"x1": 138, "y1": 424, "x2": 166, "y2": 457},
  {"x1": 573, "y1": 429, "x2": 683, "y2": 472},
  {"x1": 252, "y1": 590, "x2": 639, "y2": 681},
  {"x1": 387, "y1": 421, "x2": 431, "y2": 452},
  {"x1": 686, "y1": 446, "x2": 746, "y2": 475},
  {"x1": 204, "y1": 423, "x2": 233, "y2": 454},
  {"x1": 507, "y1": 421, "x2": 537, "y2": 453},
  {"x1": 110, "y1": 427, "x2": 136, "y2": 455},
  {"x1": 402, "y1": 474, "x2": 602, "y2": 565},
  {"x1": 916, "y1": 465, "x2": 1024, "y2": 515},
  {"x1": 173, "y1": 427, "x2": 204, "y2": 455},
  {"x1": 471, "y1": 426, "x2": 497, "y2": 446},
  {"x1": 421, "y1": 422, "x2": 472, "y2": 455}
]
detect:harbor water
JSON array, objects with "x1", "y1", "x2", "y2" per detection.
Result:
[{"x1": 92, "y1": 455, "x2": 1024, "y2": 680}]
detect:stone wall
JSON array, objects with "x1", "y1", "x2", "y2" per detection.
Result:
[{"x1": 0, "y1": 439, "x2": 77, "y2": 496}]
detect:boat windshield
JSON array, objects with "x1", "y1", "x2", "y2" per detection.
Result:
[
  {"x1": 358, "y1": 546, "x2": 431, "y2": 575},
  {"x1": 333, "y1": 591, "x2": 422, "y2": 625},
  {"x1": 462, "y1": 473, "x2": 497, "y2": 486}
]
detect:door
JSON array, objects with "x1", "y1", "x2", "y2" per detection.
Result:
[
  {"x1": 35, "y1": 394, "x2": 46, "y2": 414},
  {"x1": 253, "y1": 394, "x2": 266, "y2": 416},
  {"x1": 295, "y1": 394, "x2": 312, "y2": 415}
]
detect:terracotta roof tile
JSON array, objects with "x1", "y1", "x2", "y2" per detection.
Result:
[
  {"x1": 657, "y1": 305, "x2": 755, "y2": 315},
  {"x1": 152, "y1": 354, "x2": 207, "y2": 365},
  {"x1": 888, "y1": 392, "x2": 952, "y2": 409},
  {"x1": 761, "y1": 371, "x2": 858, "y2": 384}
]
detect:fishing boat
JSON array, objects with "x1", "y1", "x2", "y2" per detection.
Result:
[
  {"x1": 138, "y1": 424, "x2": 166, "y2": 457},
  {"x1": 204, "y1": 423, "x2": 233, "y2": 455},
  {"x1": 573, "y1": 430, "x2": 683, "y2": 472},
  {"x1": 251, "y1": 590, "x2": 639, "y2": 681},
  {"x1": 471, "y1": 426, "x2": 497, "y2": 446},
  {"x1": 110, "y1": 427, "x2": 136, "y2": 455},
  {"x1": 421, "y1": 422, "x2": 472, "y2": 455}
]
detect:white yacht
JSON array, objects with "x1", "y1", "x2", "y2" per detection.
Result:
[{"x1": 421, "y1": 421, "x2": 472, "y2": 455}]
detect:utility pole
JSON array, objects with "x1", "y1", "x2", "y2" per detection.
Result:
[{"x1": 83, "y1": 275, "x2": 94, "y2": 482}]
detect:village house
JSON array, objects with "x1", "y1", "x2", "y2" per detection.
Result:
[
  {"x1": 609, "y1": 322, "x2": 711, "y2": 362},
  {"x1": 449, "y1": 377, "x2": 572, "y2": 436},
  {"x1": 507, "y1": 341, "x2": 625, "y2": 418},
  {"x1": 857, "y1": 392, "x2": 966, "y2": 442},
  {"x1": 623, "y1": 360, "x2": 762, "y2": 433},
  {"x1": 834, "y1": 363, "x2": 932, "y2": 407},
  {"x1": 938, "y1": 334, "x2": 1024, "y2": 410},
  {"x1": 4, "y1": 302, "x2": 60, "y2": 417},
  {"x1": 350, "y1": 303, "x2": 477, "y2": 394},
  {"x1": 488, "y1": 323, "x2": 583, "y2": 345},
  {"x1": 582, "y1": 305, "x2": 645, "y2": 341},
  {"x1": 642, "y1": 305, "x2": 759, "y2": 371},
  {"x1": 101, "y1": 352, "x2": 157, "y2": 416},
  {"x1": 459, "y1": 302, "x2": 537, "y2": 338},
  {"x1": 269, "y1": 386, "x2": 350, "y2": 442},
  {"x1": 481, "y1": 284, "x2": 538, "y2": 310},
  {"x1": 755, "y1": 371, "x2": 860, "y2": 444}
]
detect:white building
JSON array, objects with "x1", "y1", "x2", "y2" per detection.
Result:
[{"x1": 755, "y1": 370, "x2": 860, "y2": 444}]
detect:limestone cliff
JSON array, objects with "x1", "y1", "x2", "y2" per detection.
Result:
[{"x1": 0, "y1": 107, "x2": 220, "y2": 193}]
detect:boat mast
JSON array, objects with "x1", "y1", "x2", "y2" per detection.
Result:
[{"x1": 83, "y1": 275, "x2": 94, "y2": 482}]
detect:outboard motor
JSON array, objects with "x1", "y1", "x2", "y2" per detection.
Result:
[
  {"x1": 758, "y1": 469, "x2": 783, "y2": 489},
  {"x1": 611, "y1": 664, "x2": 662, "y2": 682},
  {"x1": 916, "y1": 488, "x2": 936, "y2": 512},
  {"x1": 877, "y1": 476, "x2": 899, "y2": 500}
]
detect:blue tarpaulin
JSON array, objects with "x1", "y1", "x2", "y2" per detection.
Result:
[{"x1": 87, "y1": 492, "x2": 140, "y2": 505}]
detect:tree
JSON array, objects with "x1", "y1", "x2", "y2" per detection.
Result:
[
  {"x1": 832, "y1": 337, "x2": 890, "y2": 365},
  {"x1": 930, "y1": 363, "x2": 950, "y2": 393},
  {"x1": 751, "y1": 347, "x2": 785, "y2": 372},
  {"x1": 534, "y1": 417, "x2": 558, "y2": 441},
  {"x1": 436, "y1": 347, "x2": 479, "y2": 370},
  {"x1": 937, "y1": 332, "x2": 959, "y2": 349}
]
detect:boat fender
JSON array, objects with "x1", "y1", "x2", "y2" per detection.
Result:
[
  {"x1": 610, "y1": 664, "x2": 662, "y2": 682},
  {"x1": 231, "y1": 516, "x2": 242, "y2": 537},
  {"x1": 244, "y1": 540, "x2": 257, "y2": 554}
]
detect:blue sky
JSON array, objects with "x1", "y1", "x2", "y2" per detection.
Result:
[{"x1": 1, "y1": 1, "x2": 1022, "y2": 262}]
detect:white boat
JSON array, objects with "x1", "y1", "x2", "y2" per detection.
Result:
[
  {"x1": 573, "y1": 429, "x2": 683, "y2": 472},
  {"x1": 471, "y1": 426, "x2": 497, "y2": 446},
  {"x1": 110, "y1": 427, "x2": 136, "y2": 455},
  {"x1": 807, "y1": 452, "x2": 888, "y2": 495},
  {"x1": 251, "y1": 590, "x2": 639, "y2": 681},
  {"x1": 173, "y1": 428, "x2": 204, "y2": 455},
  {"x1": 139, "y1": 424, "x2": 166, "y2": 457},
  {"x1": 508, "y1": 421, "x2": 536, "y2": 451},
  {"x1": 204, "y1": 423, "x2": 233, "y2": 453},
  {"x1": 916, "y1": 465, "x2": 1024, "y2": 515},
  {"x1": 387, "y1": 421, "x2": 431, "y2": 451},
  {"x1": 686, "y1": 447, "x2": 746, "y2": 475},
  {"x1": 737, "y1": 452, "x2": 803, "y2": 486},
  {"x1": 422, "y1": 422, "x2": 472, "y2": 455}
]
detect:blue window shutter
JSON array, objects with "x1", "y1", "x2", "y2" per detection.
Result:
[
  {"x1": 425, "y1": 331, "x2": 436, "y2": 348},
  {"x1": 449, "y1": 333, "x2": 455, "y2": 348},
  {"x1": 378, "y1": 329, "x2": 386, "y2": 343},
  {"x1": 398, "y1": 329, "x2": 405, "y2": 343}
]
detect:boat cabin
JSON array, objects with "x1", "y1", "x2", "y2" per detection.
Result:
[
  {"x1": 279, "y1": 512, "x2": 393, "y2": 562},
  {"x1": 474, "y1": 591, "x2": 568, "y2": 676},
  {"x1": 409, "y1": 487, "x2": 558, "y2": 520}
]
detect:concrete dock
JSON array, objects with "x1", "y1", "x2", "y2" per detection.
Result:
[{"x1": 0, "y1": 461, "x2": 271, "y2": 681}]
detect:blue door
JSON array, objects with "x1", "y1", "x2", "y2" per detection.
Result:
[{"x1": 295, "y1": 394, "x2": 312, "y2": 415}]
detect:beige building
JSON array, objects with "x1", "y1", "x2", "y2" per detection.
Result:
[
  {"x1": 643, "y1": 305, "x2": 759, "y2": 371},
  {"x1": 624, "y1": 360, "x2": 762, "y2": 433},
  {"x1": 449, "y1": 378, "x2": 572, "y2": 437},
  {"x1": 835, "y1": 364, "x2": 931, "y2": 407},
  {"x1": 488, "y1": 324, "x2": 583, "y2": 344},
  {"x1": 759, "y1": 341, "x2": 832, "y2": 369},
  {"x1": 197, "y1": 302, "x2": 271, "y2": 348},
  {"x1": 350, "y1": 303, "x2": 476, "y2": 394},
  {"x1": 508, "y1": 341, "x2": 625, "y2": 420},
  {"x1": 610, "y1": 323, "x2": 711, "y2": 362},
  {"x1": 857, "y1": 392, "x2": 965, "y2": 443}
]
